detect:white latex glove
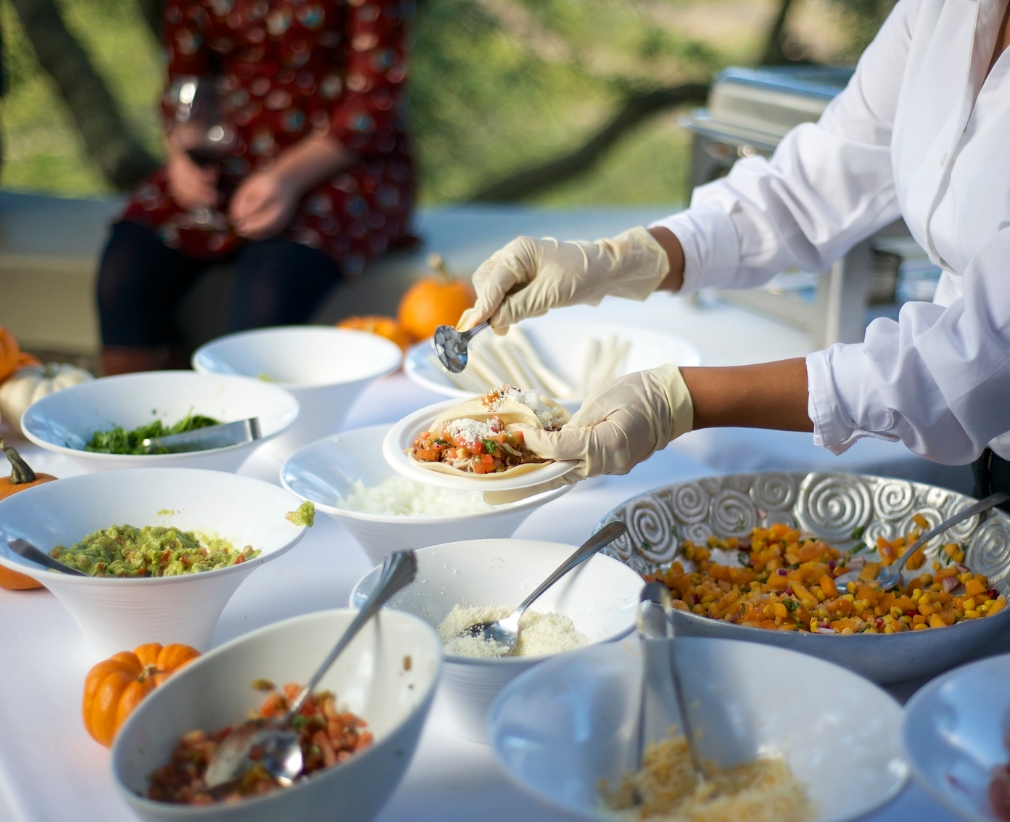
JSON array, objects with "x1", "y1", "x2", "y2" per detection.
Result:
[
  {"x1": 457, "y1": 227, "x2": 669, "y2": 333},
  {"x1": 525, "y1": 365, "x2": 694, "y2": 482}
]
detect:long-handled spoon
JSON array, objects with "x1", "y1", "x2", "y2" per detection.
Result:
[
  {"x1": 452, "y1": 521, "x2": 627, "y2": 656},
  {"x1": 838, "y1": 491, "x2": 1008, "y2": 591},
  {"x1": 433, "y1": 321, "x2": 490, "y2": 374},
  {"x1": 634, "y1": 581, "x2": 705, "y2": 798},
  {"x1": 8, "y1": 539, "x2": 87, "y2": 576},
  {"x1": 204, "y1": 550, "x2": 418, "y2": 790}
]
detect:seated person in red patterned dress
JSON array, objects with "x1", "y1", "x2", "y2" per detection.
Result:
[{"x1": 97, "y1": 0, "x2": 414, "y2": 375}]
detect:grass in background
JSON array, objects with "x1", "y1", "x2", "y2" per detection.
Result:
[{"x1": 0, "y1": 0, "x2": 854, "y2": 205}]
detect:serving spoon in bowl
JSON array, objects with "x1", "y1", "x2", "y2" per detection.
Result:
[
  {"x1": 451, "y1": 521, "x2": 627, "y2": 656},
  {"x1": 204, "y1": 549, "x2": 417, "y2": 791}
]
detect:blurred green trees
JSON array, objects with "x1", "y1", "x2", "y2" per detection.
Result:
[{"x1": 0, "y1": 0, "x2": 892, "y2": 204}]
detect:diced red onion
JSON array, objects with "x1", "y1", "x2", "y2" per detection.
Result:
[
  {"x1": 941, "y1": 576, "x2": 959, "y2": 593},
  {"x1": 956, "y1": 563, "x2": 970, "y2": 574}
]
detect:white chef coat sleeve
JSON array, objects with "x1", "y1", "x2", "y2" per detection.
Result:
[
  {"x1": 807, "y1": 227, "x2": 1010, "y2": 464},
  {"x1": 652, "y1": 0, "x2": 919, "y2": 295}
]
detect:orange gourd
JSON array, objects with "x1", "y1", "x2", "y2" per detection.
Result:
[
  {"x1": 0, "y1": 329, "x2": 38, "y2": 383},
  {"x1": 338, "y1": 315, "x2": 413, "y2": 352},
  {"x1": 0, "y1": 435, "x2": 57, "y2": 590},
  {"x1": 82, "y1": 643, "x2": 201, "y2": 746},
  {"x1": 397, "y1": 254, "x2": 475, "y2": 341}
]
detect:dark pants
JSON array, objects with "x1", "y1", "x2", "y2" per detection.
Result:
[
  {"x1": 97, "y1": 220, "x2": 342, "y2": 347},
  {"x1": 971, "y1": 448, "x2": 1010, "y2": 513}
]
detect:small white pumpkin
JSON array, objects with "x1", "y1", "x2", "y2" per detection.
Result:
[{"x1": 0, "y1": 363, "x2": 94, "y2": 433}]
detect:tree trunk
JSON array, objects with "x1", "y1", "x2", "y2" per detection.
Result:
[
  {"x1": 9, "y1": 0, "x2": 158, "y2": 190},
  {"x1": 760, "y1": 0, "x2": 798, "y2": 66},
  {"x1": 468, "y1": 82, "x2": 710, "y2": 203}
]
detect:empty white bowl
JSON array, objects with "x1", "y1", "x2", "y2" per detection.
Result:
[
  {"x1": 281, "y1": 423, "x2": 570, "y2": 565},
  {"x1": 0, "y1": 468, "x2": 309, "y2": 658},
  {"x1": 903, "y1": 653, "x2": 1010, "y2": 822},
  {"x1": 21, "y1": 371, "x2": 299, "y2": 473},
  {"x1": 350, "y1": 538, "x2": 644, "y2": 743},
  {"x1": 490, "y1": 637, "x2": 908, "y2": 822},
  {"x1": 112, "y1": 608, "x2": 442, "y2": 822},
  {"x1": 193, "y1": 326, "x2": 403, "y2": 453},
  {"x1": 404, "y1": 315, "x2": 702, "y2": 411}
]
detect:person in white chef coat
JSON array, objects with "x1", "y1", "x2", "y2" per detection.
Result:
[{"x1": 457, "y1": 0, "x2": 1010, "y2": 508}]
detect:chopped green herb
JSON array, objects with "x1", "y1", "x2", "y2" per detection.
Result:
[
  {"x1": 737, "y1": 551, "x2": 750, "y2": 567},
  {"x1": 481, "y1": 438, "x2": 498, "y2": 454},
  {"x1": 783, "y1": 599, "x2": 800, "y2": 612},
  {"x1": 850, "y1": 525, "x2": 866, "y2": 541},
  {"x1": 849, "y1": 543, "x2": 866, "y2": 555},
  {"x1": 84, "y1": 410, "x2": 221, "y2": 455},
  {"x1": 292, "y1": 716, "x2": 310, "y2": 730}
]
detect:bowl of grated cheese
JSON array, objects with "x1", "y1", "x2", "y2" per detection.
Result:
[
  {"x1": 281, "y1": 424, "x2": 570, "y2": 565},
  {"x1": 349, "y1": 538, "x2": 644, "y2": 743},
  {"x1": 489, "y1": 637, "x2": 907, "y2": 822}
]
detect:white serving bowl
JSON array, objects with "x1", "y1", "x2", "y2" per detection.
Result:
[
  {"x1": 903, "y1": 653, "x2": 1010, "y2": 822},
  {"x1": 193, "y1": 326, "x2": 403, "y2": 454},
  {"x1": 490, "y1": 637, "x2": 908, "y2": 822},
  {"x1": 350, "y1": 538, "x2": 644, "y2": 743},
  {"x1": 404, "y1": 315, "x2": 702, "y2": 412},
  {"x1": 21, "y1": 371, "x2": 299, "y2": 473},
  {"x1": 281, "y1": 423, "x2": 570, "y2": 565},
  {"x1": 113, "y1": 608, "x2": 442, "y2": 822},
  {"x1": 383, "y1": 400, "x2": 576, "y2": 492},
  {"x1": 0, "y1": 468, "x2": 309, "y2": 658}
]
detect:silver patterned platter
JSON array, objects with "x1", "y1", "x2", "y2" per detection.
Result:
[{"x1": 594, "y1": 472, "x2": 1010, "y2": 684}]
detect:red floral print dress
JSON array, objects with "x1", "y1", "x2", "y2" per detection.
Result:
[{"x1": 120, "y1": 0, "x2": 414, "y2": 278}]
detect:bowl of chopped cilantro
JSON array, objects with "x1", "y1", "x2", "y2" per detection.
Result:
[
  {"x1": 21, "y1": 371, "x2": 299, "y2": 472},
  {"x1": 0, "y1": 468, "x2": 312, "y2": 658}
]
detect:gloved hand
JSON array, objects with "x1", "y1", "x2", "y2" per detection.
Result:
[
  {"x1": 524, "y1": 365, "x2": 694, "y2": 482},
  {"x1": 456, "y1": 227, "x2": 669, "y2": 333}
]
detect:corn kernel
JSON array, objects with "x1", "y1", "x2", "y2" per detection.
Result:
[
  {"x1": 912, "y1": 623, "x2": 928, "y2": 630},
  {"x1": 965, "y1": 609, "x2": 981, "y2": 619},
  {"x1": 963, "y1": 597, "x2": 976, "y2": 612}
]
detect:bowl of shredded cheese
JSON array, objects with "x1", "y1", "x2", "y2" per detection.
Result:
[
  {"x1": 281, "y1": 424, "x2": 570, "y2": 565},
  {"x1": 489, "y1": 637, "x2": 907, "y2": 822},
  {"x1": 349, "y1": 538, "x2": 644, "y2": 742}
]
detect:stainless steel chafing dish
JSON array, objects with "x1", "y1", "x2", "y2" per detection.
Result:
[{"x1": 681, "y1": 67, "x2": 938, "y2": 347}]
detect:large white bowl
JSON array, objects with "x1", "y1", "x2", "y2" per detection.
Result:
[
  {"x1": 596, "y1": 471, "x2": 1010, "y2": 684},
  {"x1": 0, "y1": 468, "x2": 309, "y2": 658},
  {"x1": 193, "y1": 326, "x2": 403, "y2": 454},
  {"x1": 903, "y1": 653, "x2": 1010, "y2": 822},
  {"x1": 112, "y1": 608, "x2": 442, "y2": 822},
  {"x1": 490, "y1": 637, "x2": 908, "y2": 822},
  {"x1": 21, "y1": 371, "x2": 299, "y2": 473},
  {"x1": 404, "y1": 316, "x2": 702, "y2": 411},
  {"x1": 383, "y1": 400, "x2": 576, "y2": 492},
  {"x1": 350, "y1": 538, "x2": 644, "y2": 743},
  {"x1": 281, "y1": 423, "x2": 570, "y2": 565}
]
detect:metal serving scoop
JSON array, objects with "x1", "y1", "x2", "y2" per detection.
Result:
[
  {"x1": 433, "y1": 321, "x2": 489, "y2": 374},
  {"x1": 204, "y1": 550, "x2": 417, "y2": 790},
  {"x1": 8, "y1": 538, "x2": 87, "y2": 576},
  {"x1": 451, "y1": 521, "x2": 626, "y2": 656},
  {"x1": 140, "y1": 417, "x2": 261, "y2": 454},
  {"x1": 836, "y1": 491, "x2": 1008, "y2": 591},
  {"x1": 635, "y1": 582, "x2": 705, "y2": 796}
]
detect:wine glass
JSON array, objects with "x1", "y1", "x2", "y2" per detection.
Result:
[{"x1": 170, "y1": 76, "x2": 237, "y2": 226}]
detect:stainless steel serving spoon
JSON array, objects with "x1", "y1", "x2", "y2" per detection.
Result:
[
  {"x1": 836, "y1": 491, "x2": 1008, "y2": 591},
  {"x1": 8, "y1": 538, "x2": 87, "y2": 576},
  {"x1": 451, "y1": 521, "x2": 627, "y2": 656},
  {"x1": 204, "y1": 550, "x2": 417, "y2": 791},
  {"x1": 634, "y1": 582, "x2": 705, "y2": 799},
  {"x1": 432, "y1": 321, "x2": 489, "y2": 373}
]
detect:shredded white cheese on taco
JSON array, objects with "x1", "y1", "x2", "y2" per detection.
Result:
[{"x1": 480, "y1": 385, "x2": 564, "y2": 431}]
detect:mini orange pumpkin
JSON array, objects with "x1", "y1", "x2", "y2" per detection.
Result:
[
  {"x1": 83, "y1": 643, "x2": 201, "y2": 746},
  {"x1": 0, "y1": 328, "x2": 38, "y2": 383},
  {"x1": 397, "y1": 254, "x2": 475, "y2": 341},
  {"x1": 0, "y1": 435, "x2": 57, "y2": 590},
  {"x1": 338, "y1": 315, "x2": 413, "y2": 352}
]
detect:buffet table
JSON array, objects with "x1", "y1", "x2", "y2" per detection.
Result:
[{"x1": 0, "y1": 293, "x2": 986, "y2": 821}]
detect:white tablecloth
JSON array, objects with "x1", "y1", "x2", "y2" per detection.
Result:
[{"x1": 0, "y1": 295, "x2": 981, "y2": 822}]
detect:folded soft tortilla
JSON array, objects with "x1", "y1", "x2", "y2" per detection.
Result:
[{"x1": 412, "y1": 394, "x2": 571, "y2": 479}]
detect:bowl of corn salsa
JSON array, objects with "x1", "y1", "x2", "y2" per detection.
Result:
[{"x1": 595, "y1": 472, "x2": 1010, "y2": 684}]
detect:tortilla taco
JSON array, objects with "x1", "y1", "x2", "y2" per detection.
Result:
[{"x1": 408, "y1": 385, "x2": 570, "y2": 478}]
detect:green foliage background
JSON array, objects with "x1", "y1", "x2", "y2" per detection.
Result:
[{"x1": 0, "y1": 0, "x2": 888, "y2": 205}]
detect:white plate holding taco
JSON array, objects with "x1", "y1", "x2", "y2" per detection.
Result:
[{"x1": 383, "y1": 388, "x2": 577, "y2": 492}]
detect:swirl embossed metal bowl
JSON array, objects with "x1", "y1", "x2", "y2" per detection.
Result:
[{"x1": 595, "y1": 472, "x2": 1010, "y2": 684}]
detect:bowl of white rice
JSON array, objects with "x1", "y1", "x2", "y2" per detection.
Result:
[
  {"x1": 280, "y1": 424, "x2": 570, "y2": 565},
  {"x1": 349, "y1": 538, "x2": 644, "y2": 743}
]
